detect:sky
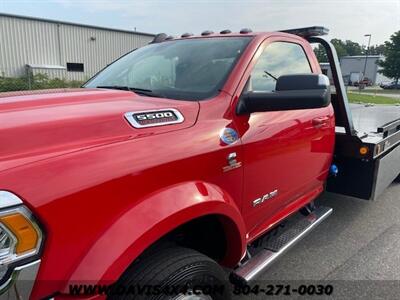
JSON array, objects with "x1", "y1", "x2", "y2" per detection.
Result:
[{"x1": 1, "y1": 0, "x2": 399, "y2": 46}]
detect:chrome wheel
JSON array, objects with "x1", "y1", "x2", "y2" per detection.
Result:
[{"x1": 173, "y1": 290, "x2": 213, "y2": 300}]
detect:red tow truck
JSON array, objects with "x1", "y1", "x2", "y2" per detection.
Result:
[{"x1": 0, "y1": 26, "x2": 400, "y2": 299}]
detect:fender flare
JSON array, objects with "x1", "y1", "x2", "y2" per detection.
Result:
[{"x1": 65, "y1": 181, "x2": 246, "y2": 288}]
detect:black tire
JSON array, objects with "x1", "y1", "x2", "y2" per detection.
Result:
[{"x1": 109, "y1": 246, "x2": 231, "y2": 300}]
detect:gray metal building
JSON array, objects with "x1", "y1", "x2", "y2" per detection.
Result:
[
  {"x1": 320, "y1": 55, "x2": 391, "y2": 86},
  {"x1": 0, "y1": 13, "x2": 154, "y2": 81},
  {"x1": 339, "y1": 55, "x2": 389, "y2": 85}
]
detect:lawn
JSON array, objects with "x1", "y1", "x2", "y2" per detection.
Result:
[
  {"x1": 354, "y1": 88, "x2": 400, "y2": 95},
  {"x1": 347, "y1": 92, "x2": 400, "y2": 105}
]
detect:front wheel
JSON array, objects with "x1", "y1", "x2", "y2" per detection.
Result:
[{"x1": 110, "y1": 246, "x2": 231, "y2": 300}]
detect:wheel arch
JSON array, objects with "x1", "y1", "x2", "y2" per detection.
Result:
[{"x1": 64, "y1": 181, "x2": 246, "y2": 291}]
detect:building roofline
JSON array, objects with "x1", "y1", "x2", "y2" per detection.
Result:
[{"x1": 0, "y1": 12, "x2": 155, "y2": 37}]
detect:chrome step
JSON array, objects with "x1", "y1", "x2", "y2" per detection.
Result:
[{"x1": 232, "y1": 206, "x2": 333, "y2": 283}]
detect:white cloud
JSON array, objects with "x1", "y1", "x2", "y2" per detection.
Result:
[{"x1": 12, "y1": 0, "x2": 400, "y2": 44}]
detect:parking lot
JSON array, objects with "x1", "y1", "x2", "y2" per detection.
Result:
[
  {"x1": 248, "y1": 183, "x2": 400, "y2": 299},
  {"x1": 278, "y1": 187, "x2": 400, "y2": 277}
]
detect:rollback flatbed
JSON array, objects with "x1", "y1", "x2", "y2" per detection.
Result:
[{"x1": 287, "y1": 27, "x2": 400, "y2": 201}]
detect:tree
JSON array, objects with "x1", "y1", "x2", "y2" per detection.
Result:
[
  {"x1": 342, "y1": 40, "x2": 364, "y2": 56},
  {"x1": 313, "y1": 44, "x2": 328, "y2": 62},
  {"x1": 377, "y1": 31, "x2": 400, "y2": 84},
  {"x1": 368, "y1": 44, "x2": 385, "y2": 55},
  {"x1": 313, "y1": 38, "x2": 364, "y2": 62},
  {"x1": 330, "y1": 39, "x2": 348, "y2": 58}
]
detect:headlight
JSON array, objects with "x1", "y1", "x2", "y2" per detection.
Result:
[{"x1": 0, "y1": 191, "x2": 43, "y2": 291}]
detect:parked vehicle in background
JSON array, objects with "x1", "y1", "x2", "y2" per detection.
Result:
[
  {"x1": 380, "y1": 80, "x2": 400, "y2": 89},
  {"x1": 1, "y1": 26, "x2": 400, "y2": 299},
  {"x1": 354, "y1": 77, "x2": 373, "y2": 87},
  {"x1": 349, "y1": 72, "x2": 362, "y2": 86}
]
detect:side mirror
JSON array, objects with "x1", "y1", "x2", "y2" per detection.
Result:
[{"x1": 237, "y1": 74, "x2": 331, "y2": 114}]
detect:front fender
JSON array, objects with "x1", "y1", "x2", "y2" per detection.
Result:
[{"x1": 65, "y1": 181, "x2": 245, "y2": 290}]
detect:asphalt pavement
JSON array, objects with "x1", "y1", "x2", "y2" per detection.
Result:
[{"x1": 248, "y1": 183, "x2": 400, "y2": 299}]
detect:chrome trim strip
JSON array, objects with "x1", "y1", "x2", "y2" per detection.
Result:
[
  {"x1": 0, "y1": 191, "x2": 23, "y2": 209},
  {"x1": 0, "y1": 222, "x2": 18, "y2": 261},
  {"x1": 14, "y1": 259, "x2": 40, "y2": 271},
  {"x1": 234, "y1": 207, "x2": 333, "y2": 282},
  {"x1": 0, "y1": 259, "x2": 41, "y2": 296},
  {"x1": 318, "y1": 74, "x2": 330, "y2": 86},
  {"x1": 124, "y1": 108, "x2": 185, "y2": 128}
]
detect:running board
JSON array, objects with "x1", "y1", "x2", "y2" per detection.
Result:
[{"x1": 232, "y1": 206, "x2": 333, "y2": 283}]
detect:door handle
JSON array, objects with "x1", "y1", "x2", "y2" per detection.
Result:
[{"x1": 312, "y1": 117, "x2": 330, "y2": 128}]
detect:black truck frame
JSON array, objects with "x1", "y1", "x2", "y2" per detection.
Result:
[{"x1": 283, "y1": 26, "x2": 400, "y2": 201}]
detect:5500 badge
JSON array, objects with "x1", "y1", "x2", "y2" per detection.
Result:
[{"x1": 125, "y1": 109, "x2": 185, "y2": 128}]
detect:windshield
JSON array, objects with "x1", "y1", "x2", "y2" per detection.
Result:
[{"x1": 84, "y1": 37, "x2": 252, "y2": 100}]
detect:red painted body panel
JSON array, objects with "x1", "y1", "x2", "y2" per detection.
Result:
[
  {"x1": 228, "y1": 35, "x2": 335, "y2": 238},
  {"x1": 0, "y1": 32, "x2": 335, "y2": 299},
  {"x1": 0, "y1": 89, "x2": 199, "y2": 170}
]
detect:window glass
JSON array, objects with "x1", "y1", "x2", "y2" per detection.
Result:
[
  {"x1": 249, "y1": 42, "x2": 312, "y2": 92},
  {"x1": 67, "y1": 63, "x2": 84, "y2": 72},
  {"x1": 85, "y1": 37, "x2": 251, "y2": 101}
]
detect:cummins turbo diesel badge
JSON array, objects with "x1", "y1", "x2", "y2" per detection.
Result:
[
  {"x1": 220, "y1": 128, "x2": 239, "y2": 145},
  {"x1": 124, "y1": 109, "x2": 184, "y2": 128}
]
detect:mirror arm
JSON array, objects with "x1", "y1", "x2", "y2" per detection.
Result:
[{"x1": 236, "y1": 94, "x2": 250, "y2": 115}]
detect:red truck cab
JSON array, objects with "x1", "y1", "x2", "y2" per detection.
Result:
[{"x1": 0, "y1": 27, "x2": 399, "y2": 299}]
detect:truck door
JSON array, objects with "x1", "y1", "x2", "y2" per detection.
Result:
[{"x1": 237, "y1": 38, "x2": 335, "y2": 237}]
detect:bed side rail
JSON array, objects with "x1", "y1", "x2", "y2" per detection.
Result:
[{"x1": 377, "y1": 118, "x2": 400, "y2": 138}]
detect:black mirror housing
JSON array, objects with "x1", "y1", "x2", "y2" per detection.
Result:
[{"x1": 237, "y1": 74, "x2": 331, "y2": 114}]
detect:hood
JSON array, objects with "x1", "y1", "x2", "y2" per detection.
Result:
[{"x1": 0, "y1": 88, "x2": 199, "y2": 171}]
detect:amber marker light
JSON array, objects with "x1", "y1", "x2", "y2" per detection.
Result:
[
  {"x1": 0, "y1": 213, "x2": 39, "y2": 254},
  {"x1": 359, "y1": 146, "x2": 369, "y2": 156},
  {"x1": 0, "y1": 191, "x2": 44, "y2": 293}
]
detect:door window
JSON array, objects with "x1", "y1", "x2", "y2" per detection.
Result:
[{"x1": 249, "y1": 42, "x2": 312, "y2": 92}]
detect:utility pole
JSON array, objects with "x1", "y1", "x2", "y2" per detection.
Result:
[{"x1": 362, "y1": 34, "x2": 372, "y2": 81}]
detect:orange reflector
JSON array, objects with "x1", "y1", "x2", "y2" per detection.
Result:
[
  {"x1": 0, "y1": 213, "x2": 38, "y2": 254},
  {"x1": 359, "y1": 146, "x2": 369, "y2": 155}
]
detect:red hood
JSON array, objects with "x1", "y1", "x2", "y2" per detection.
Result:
[{"x1": 0, "y1": 88, "x2": 199, "y2": 171}]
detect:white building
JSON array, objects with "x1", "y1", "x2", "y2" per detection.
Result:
[{"x1": 0, "y1": 13, "x2": 154, "y2": 81}]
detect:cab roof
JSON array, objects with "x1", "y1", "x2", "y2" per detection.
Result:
[{"x1": 150, "y1": 26, "x2": 329, "y2": 43}]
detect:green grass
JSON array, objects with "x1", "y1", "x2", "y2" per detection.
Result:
[
  {"x1": 347, "y1": 92, "x2": 400, "y2": 105},
  {"x1": 355, "y1": 88, "x2": 400, "y2": 95}
]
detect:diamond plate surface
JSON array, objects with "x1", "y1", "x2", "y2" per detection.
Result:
[{"x1": 264, "y1": 218, "x2": 311, "y2": 252}]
